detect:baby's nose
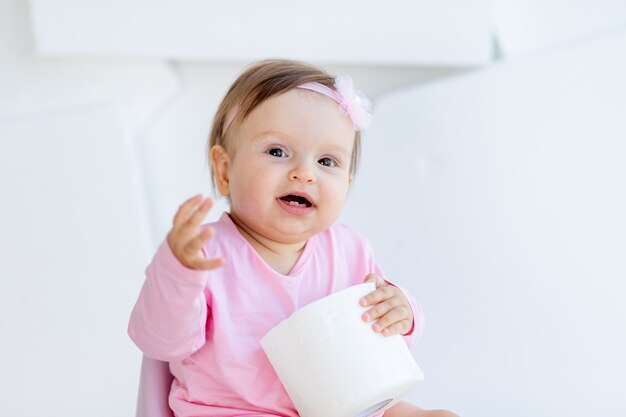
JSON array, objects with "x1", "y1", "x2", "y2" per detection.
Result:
[{"x1": 288, "y1": 162, "x2": 316, "y2": 184}]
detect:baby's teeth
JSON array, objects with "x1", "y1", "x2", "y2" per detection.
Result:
[{"x1": 288, "y1": 201, "x2": 305, "y2": 207}]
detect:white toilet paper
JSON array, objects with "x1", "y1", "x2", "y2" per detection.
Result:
[{"x1": 260, "y1": 283, "x2": 424, "y2": 417}]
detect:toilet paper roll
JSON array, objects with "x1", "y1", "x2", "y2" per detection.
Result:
[{"x1": 260, "y1": 283, "x2": 424, "y2": 417}]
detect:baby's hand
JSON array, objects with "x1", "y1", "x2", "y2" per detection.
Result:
[
  {"x1": 166, "y1": 194, "x2": 226, "y2": 270},
  {"x1": 359, "y1": 274, "x2": 413, "y2": 336}
]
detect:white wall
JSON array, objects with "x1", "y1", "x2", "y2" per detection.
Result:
[
  {"x1": 0, "y1": 104, "x2": 150, "y2": 416},
  {"x1": 492, "y1": 0, "x2": 626, "y2": 58},
  {"x1": 2, "y1": 0, "x2": 625, "y2": 415},
  {"x1": 342, "y1": 29, "x2": 626, "y2": 416},
  {"x1": 28, "y1": 0, "x2": 492, "y2": 66}
]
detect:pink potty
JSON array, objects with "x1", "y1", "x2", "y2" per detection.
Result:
[{"x1": 136, "y1": 355, "x2": 174, "y2": 417}]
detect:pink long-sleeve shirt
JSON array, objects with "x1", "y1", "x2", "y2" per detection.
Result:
[{"x1": 128, "y1": 212, "x2": 425, "y2": 417}]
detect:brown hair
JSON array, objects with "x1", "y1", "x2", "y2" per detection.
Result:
[{"x1": 207, "y1": 59, "x2": 361, "y2": 189}]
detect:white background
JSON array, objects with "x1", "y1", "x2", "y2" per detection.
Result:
[{"x1": 1, "y1": 1, "x2": 625, "y2": 416}]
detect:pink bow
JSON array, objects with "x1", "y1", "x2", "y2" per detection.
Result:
[
  {"x1": 297, "y1": 76, "x2": 373, "y2": 131},
  {"x1": 333, "y1": 76, "x2": 372, "y2": 130}
]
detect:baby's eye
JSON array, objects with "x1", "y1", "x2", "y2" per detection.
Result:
[
  {"x1": 318, "y1": 157, "x2": 338, "y2": 167},
  {"x1": 268, "y1": 147, "x2": 288, "y2": 158}
]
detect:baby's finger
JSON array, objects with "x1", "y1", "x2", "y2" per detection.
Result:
[
  {"x1": 371, "y1": 305, "x2": 412, "y2": 333},
  {"x1": 177, "y1": 198, "x2": 213, "y2": 241},
  {"x1": 363, "y1": 273, "x2": 385, "y2": 289},
  {"x1": 192, "y1": 256, "x2": 226, "y2": 271},
  {"x1": 361, "y1": 296, "x2": 402, "y2": 323},
  {"x1": 187, "y1": 198, "x2": 214, "y2": 229},
  {"x1": 359, "y1": 285, "x2": 394, "y2": 307},
  {"x1": 379, "y1": 320, "x2": 412, "y2": 337},
  {"x1": 172, "y1": 194, "x2": 203, "y2": 229},
  {"x1": 183, "y1": 226, "x2": 216, "y2": 256}
]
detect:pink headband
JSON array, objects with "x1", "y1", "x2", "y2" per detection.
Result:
[{"x1": 222, "y1": 75, "x2": 372, "y2": 136}]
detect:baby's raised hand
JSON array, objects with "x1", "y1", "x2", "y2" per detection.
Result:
[
  {"x1": 166, "y1": 194, "x2": 226, "y2": 270},
  {"x1": 359, "y1": 274, "x2": 413, "y2": 336}
]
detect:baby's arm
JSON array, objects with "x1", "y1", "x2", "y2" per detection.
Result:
[
  {"x1": 359, "y1": 274, "x2": 425, "y2": 349},
  {"x1": 128, "y1": 195, "x2": 225, "y2": 361}
]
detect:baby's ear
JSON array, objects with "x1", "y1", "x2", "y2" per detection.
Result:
[{"x1": 210, "y1": 145, "x2": 231, "y2": 197}]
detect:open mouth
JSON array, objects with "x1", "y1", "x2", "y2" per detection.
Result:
[{"x1": 278, "y1": 194, "x2": 313, "y2": 208}]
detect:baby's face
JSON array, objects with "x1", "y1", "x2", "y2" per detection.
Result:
[{"x1": 218, "y1": 88, "x2": 355, "y2": 244}]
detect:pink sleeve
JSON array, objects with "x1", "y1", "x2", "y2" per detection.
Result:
[{"x1": 128, "y1": 240, "x2": 210, "y2": 362}]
